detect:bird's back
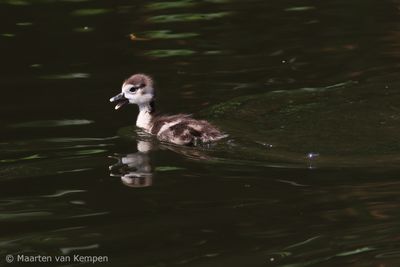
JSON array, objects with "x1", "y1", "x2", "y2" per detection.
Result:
[{"x1": 150, "y1": 114, "x2": 226, "y2": 145}]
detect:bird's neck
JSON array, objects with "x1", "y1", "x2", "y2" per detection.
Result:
[{"x1": 136, "y1": 103, "x2": 154, "y2": 131}]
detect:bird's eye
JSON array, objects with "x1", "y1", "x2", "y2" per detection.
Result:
[
  {"x1": 129, "y1": 86, "x2": 138, "y2": 92},
  {"x1": 129, "y1": 83, "x2": 145, "y2": 92}
]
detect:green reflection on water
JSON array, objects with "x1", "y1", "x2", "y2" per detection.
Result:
[
  {"x1": 16, "y1": 22, "x2": 33, "y2": 26},
  {"x1": 0, "y1": 212, "x2": 52, "y2": 221},
  {"x1": 155, "y1": 166, "x2": 185, "y2": 172},
  {"x1": 71, "y1": 8, "x2": 110, "y2": 16},
  {"x1": 148, "y1": 11, "x2": 231, "y2": 23},
  {"x1": 144, "y1": 49, "x2": 195, "y2": 57},
  {"x1": 1, "y1": 33, "x2": 15, "y2": 37},
  {"x1": 57, "y1": 149, "x2": 107, "y2": 156},
  {"x1": 146, "y1": 0, "x2": 196, "y2": 10},
  {"x1": 62, "y1": 0, "x2": 92, "y2": 2},
  {"x1": 336, "y1": 247, "x2": 375, "y2": 257},
  {"x1": 40, "y1": 73, "x2": 90, "y2": 79},
  {"x1": 42, "y1": 190, "x2": 86, "y2": 198},
  {"x1": 0, "y1": 154, "x2": 43, "y2": 163},
  {"x1": 9, "y1": 119, "x2": 94, "y2": 128},
  {"x1": 284, "y1": 6, "x2": 316, "y2": 12},
  {"x1": 279, "y1": 247, "x2": 375, "y2": 267},
  {"x1": 201, "y1": 79, "x2": 400, "y2": 165},
  {"x1": 144, "y1": 30, "x2": 199, "y2": 39},
  {"x1": 205, "y1": 0, "x2": 230, "y2": 2},
  {"x1": 0, "y1": 0, "x2": 30, "y2": 5},
  {"x1": 1, "y1": 0, "x2": 93, "y2": 3}
]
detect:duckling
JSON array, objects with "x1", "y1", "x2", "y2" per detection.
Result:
[{"x1": 110, "y1": 73, "x2": 227, "y2": 145}]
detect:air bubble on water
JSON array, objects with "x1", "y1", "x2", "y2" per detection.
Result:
[
  {"x1": 307, "y1": 152, "x2": 319, "y2": 159},
  {"x1": 256, "y1": 141, "x2": 273, "y2": 148}
]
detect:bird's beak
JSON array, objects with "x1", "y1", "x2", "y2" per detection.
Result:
[{"x1": 110, "y1": 93, "x2": 129, "y2": 110}]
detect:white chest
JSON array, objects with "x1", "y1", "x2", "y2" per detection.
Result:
[{"x1": 136, "y1": 108, "x2": 152, "y2": 131}]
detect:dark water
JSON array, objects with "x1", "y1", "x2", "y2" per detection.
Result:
[{"x1": 2, "y1": 0, "x2": 400, "y2": 266}]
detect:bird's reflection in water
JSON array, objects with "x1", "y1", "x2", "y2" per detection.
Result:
[
  {"x1": 109, "y1": 140, "x2": 153, "y2": 188},
  {"x1": 109, "y1": 130, "x2": 216, "y2": 188}
]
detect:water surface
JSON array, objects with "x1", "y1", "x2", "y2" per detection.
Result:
[{"x1": 1, "y1": 0, "x2": 400, "y2": 266}]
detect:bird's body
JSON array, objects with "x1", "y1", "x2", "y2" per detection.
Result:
[{"x1": 110, "y1": 74, "x2": 227, "y2": 146}]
